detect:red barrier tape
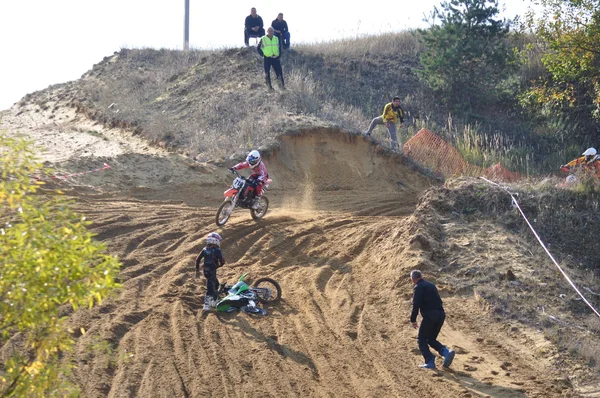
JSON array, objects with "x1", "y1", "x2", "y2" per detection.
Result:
[{"x1": 51, "y1": 163, "x2": 111, "y2": 180}]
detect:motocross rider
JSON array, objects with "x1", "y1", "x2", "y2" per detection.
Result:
[
  {"x1": 195, "y1": 232, "x2": 225, "y2": 311},
  {"x1": 561, "y1": 147, "x2": 600, "y2": 177},
  {"x1": 229, "y1": 150, "x2": 269, "y2": 209}
]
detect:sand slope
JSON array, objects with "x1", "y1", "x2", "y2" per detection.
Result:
[{"x1": 1, "y1": 105, "x2": 591, "y2": 397}]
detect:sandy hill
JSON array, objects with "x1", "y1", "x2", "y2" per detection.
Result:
[{"x1": 1, "y1": 42, "x2": 600, "y2": 397}]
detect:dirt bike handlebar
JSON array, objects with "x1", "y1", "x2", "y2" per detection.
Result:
[{"x1": 228, "y1": 168, "x2": 244, "y2": 179}]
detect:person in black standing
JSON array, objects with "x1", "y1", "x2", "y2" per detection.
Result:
[
  {"x1": 244, "y1": 7, "x2": 265, "y2": 46},
  {"x1": 196, "y1": 232, "x2": 225, "y2": 311},
  {"x1": 410, "y1": 270, "x2": 455, "y2": 369},
  {"x1": 271, "y1": 13, "x2": 290, "y2": 51}
]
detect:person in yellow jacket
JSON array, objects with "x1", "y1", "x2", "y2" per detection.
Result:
[
  {"x1": 364, "y1": 96, "x2": 405, "y2": 151},
  {"x1": 259, "y1": 27, "x2": 285, "y2": 90},
  {"x1": 560, "y1": 147, "x2": 600, "y2": 177}
]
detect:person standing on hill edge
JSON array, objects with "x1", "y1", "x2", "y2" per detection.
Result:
[
  {"x1": 364, "y1": 96, "x2": 404, "y2": 151},
  {"x1": 271, "y1": 13, "x2": 290, "y2": 51},
  {"x1": 196, "y1": 232, "x2": 225, "y2": 311},
  {"x1": 259, "y1": 27, "x2": 285, "y2": 90},
  {"x1": 410, "y1": 270, "x2": 455, "y2": 369},
  {"x1": 244, "y1": 7, "x2": 265, "y2": 46}
]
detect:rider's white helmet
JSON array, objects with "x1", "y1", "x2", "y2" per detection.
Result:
[
  {"x1": 246, "y1": 150, "x2": 261, "y2": 168},
  {"x1": 206, "y1": 232, "x2": 222, "y2": 247},
  {"x1": 582, "y1": 147, "x2": 597, "y2": 157}
]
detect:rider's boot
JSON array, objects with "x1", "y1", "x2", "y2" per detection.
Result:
[
  {"x1": 251, "y1": 195, "x2": 262, "y2": 209},
  {"x1": 203, "y1": 296, "x2": 212, "y2": 311}
]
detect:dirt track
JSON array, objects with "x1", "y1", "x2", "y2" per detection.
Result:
[
  {"x1": 60, "y1": 133, "x2": 581, "y2": 397},
  {"x1": 1, "y1": 105, "x2": 590, "y2": 397}
]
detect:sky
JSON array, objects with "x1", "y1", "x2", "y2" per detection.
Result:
[{"x1": 0, "y1": 0, "x2": 536, "y2": 111}]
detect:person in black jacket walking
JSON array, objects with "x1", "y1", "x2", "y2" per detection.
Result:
[{"x1": 410, "y1": 270, "x2": 455, "y2": 369}]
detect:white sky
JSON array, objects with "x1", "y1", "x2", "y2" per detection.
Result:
[{"x1": 0, "y1": 0, "x2": 535, "y2": 111}]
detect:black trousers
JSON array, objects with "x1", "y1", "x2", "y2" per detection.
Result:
[
  {"x1": 203, "y1": 267, "x2": 219, "y2": 301},
  {"x1": 264, "y1": 56, "x2": 284, "y2": 88},
  {"x1": 417, "y1": 309, "x2": 445, "y2": 362},
  {"x1": 244, "y1": 28, "x2": 265, "y2": 45},
  {"x1": 274, "y1": 32, "x2": 290, "y2": 50}
]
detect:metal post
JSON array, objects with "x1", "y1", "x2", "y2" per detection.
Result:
[{"x1": 184, "y1": 0, "x2": 190, "y2": 50}]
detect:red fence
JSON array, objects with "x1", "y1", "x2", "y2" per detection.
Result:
[{"x1": 403, "y1": 129, "x2": 520, "y2": 182}]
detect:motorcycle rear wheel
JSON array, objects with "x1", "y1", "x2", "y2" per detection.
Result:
[
  {"x1": 216, "y1": 198, "x2": 234, "y2": 226},
  {"x1": 250, "y1": 196, "x2": 269, "y2": 220},
  {"x1": 252, "y1": 277, "x2": 282, "y2": 303}
]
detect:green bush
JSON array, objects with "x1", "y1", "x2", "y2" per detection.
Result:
[{"x1": 0, "y1": 135, "x2": 121, "y2": 397}]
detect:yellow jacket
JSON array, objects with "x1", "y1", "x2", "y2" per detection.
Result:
[
  {"x1": 382, "y1": 102, "x2": 404, "y2": 124},
  {"x1": 261, "y1": 35, "x2": 280, "y2": 58},
  {"x1": 564, "y1": 156, "x2": 600, "y2": 175}
]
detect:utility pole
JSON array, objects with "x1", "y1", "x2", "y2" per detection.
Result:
[{"x1": 184, "y1": 0, "x2": 190, "y2": 50}]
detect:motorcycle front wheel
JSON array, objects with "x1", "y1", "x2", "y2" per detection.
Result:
[
  {"x1": 250, "y1": 196, "x2": 269, "y2": 221},
  {"x1": 252, "y1": 277, "x2": 282, "y2": 303},
  {"x1": 216, "y1": 198, "x2": 234, "y2": 226}
]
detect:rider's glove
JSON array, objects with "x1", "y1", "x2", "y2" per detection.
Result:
[{"x1": 228, "y1": 167, "x2": 235, "y2": 173}]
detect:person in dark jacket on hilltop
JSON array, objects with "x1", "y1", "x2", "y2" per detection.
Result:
[
  {"x1": 196, "y1": 232, "x2": 225, "y2": 311},
  {"x1": 244, "y1": 7, "x2": 265, "y2": 46},
  {"x1": 271, "y1": 13, "x2": 290, "y2": 50},
  {"x1": 410, "y1": 270, "x2": 455, "y2": 369}
]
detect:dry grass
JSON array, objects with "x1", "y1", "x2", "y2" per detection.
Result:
[
  {"x1": 297, "y1": 31, "x2": 424, "y2": 58},
  {"x1": 16, "y1": 31, "x2": 584, "y2": 175},
  {"x1": 52, "y1": 33, "x2": 429, "y2": 161}
]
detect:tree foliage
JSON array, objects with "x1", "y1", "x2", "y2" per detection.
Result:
[
  {"x1": 417, "y1": 0, "x2": 516, "y2": 114},
  {"x1": 523, "y1": 0, "x2": 600, "y2": 121},
  {"x1": 0, "y1": 136, "x2": 121, "y2": 397}
]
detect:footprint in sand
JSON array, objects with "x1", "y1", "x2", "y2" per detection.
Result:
[
  {"x1": 468, "y1": 355, "x2": 485, "y2": 363},
  {"x1": 500, "y1": 361, "x2": 512, "y2": 370}
]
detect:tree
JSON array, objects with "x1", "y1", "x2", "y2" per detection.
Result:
[
  {"x1": 523, "y1": 0, "x2": 600, "y2": 121},
  {"x1": 417, "y1": 0, "x2": 516, "y2": 114},
  {"x1": 0, "y1": 136, "x2": 121, "y2": 397}
]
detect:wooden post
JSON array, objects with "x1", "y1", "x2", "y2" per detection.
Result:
[{"x1": 184, "y1": 0, "x2": 190, "y2": 50}]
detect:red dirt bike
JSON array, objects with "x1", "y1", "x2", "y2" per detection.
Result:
[{"x1": 215, "y1": 169, "x2": 272, "y2": 226}]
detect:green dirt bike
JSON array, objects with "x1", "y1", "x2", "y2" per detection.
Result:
[{"x1": 215, "y1": 273, "x2": 282, "y2": 315}]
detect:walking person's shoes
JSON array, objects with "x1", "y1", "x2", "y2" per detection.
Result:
[
  {"x1": 418, "y1": 356, "x2": 436, "y2": 369},
  {"x1": 441, "y1": 347, "x2": 456, "y2": 368},
  {"x1": 363, "y1": 131, "x2": 370, "y2": 136}
]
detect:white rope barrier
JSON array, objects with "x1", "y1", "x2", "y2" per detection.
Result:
[{"x1": 480, "y1": 177, "x2": 600, "y2": 319}]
